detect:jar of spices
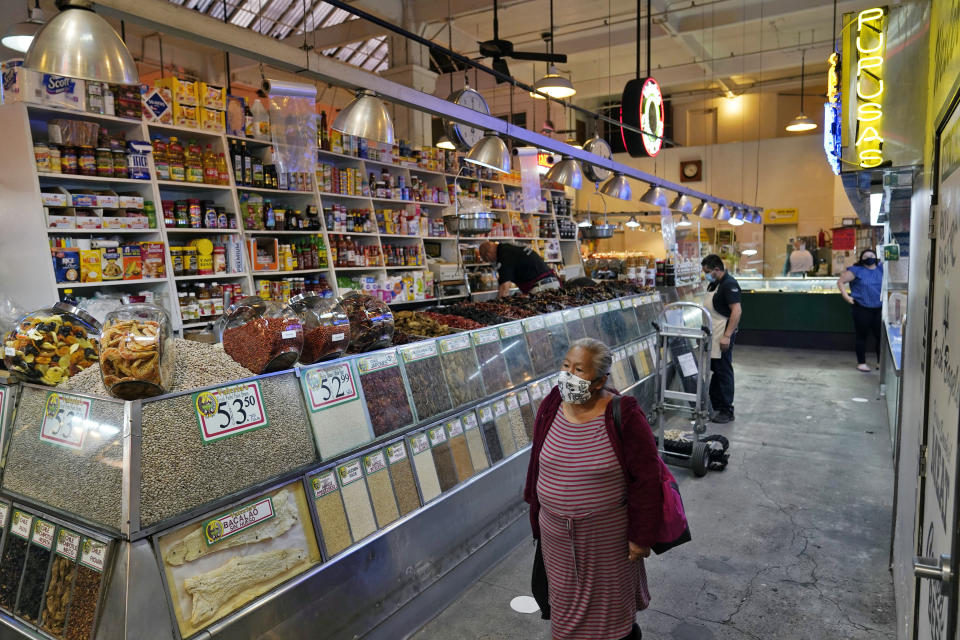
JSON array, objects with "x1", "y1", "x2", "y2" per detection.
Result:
[
  {"x1": 170, "y1": 247, "x2": 184, "y2": 276},
  {"x1": 61, "y1": 146, "x2": 78, "y2": 174},
  {"x1": 78, "y1": 146, "x2": 96, "y2": 176},
  {"x1": 99, "y1": 303, "x2": 174, "y2": 399},
  {"x1": 217, "y1": 296, "x2": 304, "y2": 374},
  {"x1": 183, "y1": 246, "x2": 198, "y2": 276},
  {"x1": 95, "y1": 147, "x2": 113, "y2": 177},
  {"x1": 48, "y1": 145, "x2": 61, "y2": 173},
  {"x1": 338, "y1": 291, "x2": 394, "y2": 354},
  {"x1": 288, "y1": 293, "x2": 351, "y2": 364},
  {"x1": 34, "y1": 142, "x2": 51, "y2": 172},
  {"x1": 112, "y1": 150, "x2": 127, "y2": 178}
]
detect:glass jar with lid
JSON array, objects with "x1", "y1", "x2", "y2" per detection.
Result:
[
  {"x1": 288, "y1": 293, "x2": 351, "y2": 364},
  {"x1": 99, "y1": 304, "x2": 174, "y2": 399},
  {"x1": 337, "y1": 291, "x2": 394, "y2": 354},
  {"x1": 217, "y1": 296, "x2": 303, "y2": 374},
  {"x1": 2, "y1": 302, "x2": 100, "y2": 386}
]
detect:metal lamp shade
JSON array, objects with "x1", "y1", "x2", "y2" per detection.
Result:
[
  {"x1": 785, "y1": 113, "x2": 817, "y2": 132},
  {"x1": 581, "y1": 223, "x2": 616, "y2": 239},
  {"x1": 435, "y1": 135, "x2": 456, "y2": 150},
  {"x1": 716, "y1": 205, "x2": 732, "y2": 221},
  {"x1": 530, "y1": 67, "x2": 576, "y2": 99},
  {"x1": 2, "y1": 20, "x2": 42, "y2": 54},
  {"x1": 444, "y1": 212, "x2": 495, "y2": 236},
  {"x1": 24, "y1": 0, "x2": 138, "y2": 84},
  {"x1": 669, "y1": 193, "x2": 695, "y2": 214},
  {"x1": 465, "y1": 134, "x2": 511, "y2": 173},
  {"x1": 625, "y1": 216, "x2": 641, "y2": 228},
  {"x1": 728, "y1": 208, "x2": 745, "y2": 226},
  {"x1": 599, "y1": 173, "x2": 632, "y2": 200},
  {"x1": 546, "y1": 156, "x2": 584, "y2": 189},
  {"x1": 332, "y1": 90, "x2": 395, "y2": 144},
  {"x1": 639, "y1": 185, "x2": 669, "y2": 208},
  {"x1": 676, "y1": 213, "x2": 692, "y2": 227},
  {"x1": 693, "y1": 201, "x2": 715, "y2": 219}
]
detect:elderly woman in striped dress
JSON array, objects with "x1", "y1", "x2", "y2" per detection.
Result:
[{"x1": 524, "y1": 338, "x2": 663, "y2": 640}]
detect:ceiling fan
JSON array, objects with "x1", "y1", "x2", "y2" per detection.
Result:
[{"x1": 478, "y1": 0, "x2": 567, "y2": 82}]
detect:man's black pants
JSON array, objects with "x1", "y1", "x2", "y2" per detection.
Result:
[{"x1": 709, "y1": 334, "x2": 735, "y2": 416}]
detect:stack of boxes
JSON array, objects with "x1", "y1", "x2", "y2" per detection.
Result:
[{"x1": 152, "y1": 77, "x2": 226, "y2": 132}]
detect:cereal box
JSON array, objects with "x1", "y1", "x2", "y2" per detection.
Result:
[
  {"x1": 140, "y1": 242, "x2": 166, "y2": 278},
  {"x1": 101, "y1": 247, "x2": 123, "y2": 281},
  {"x1": 172, "y1": 102, "x2": 198, "y2": 128},
  {"x1": 154, "y1": 77, "x2": 197, "y2": 106},
  {"x1": 122, "y1": 244, "x2": 142, "y2": 280},
  {"x1": 199, "y1": 107, "x2": 225, "y2": 132},
  {"x1": 80, "y1": 249, "x2": 101, "y2": 282},
  {"x1": 198, "y1": 82, "x2": 226, "y2": 110},
  {"x1": 141, "y1": 86, "x2": 173, "y2": 124}
]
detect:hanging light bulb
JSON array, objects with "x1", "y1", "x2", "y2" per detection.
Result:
[
  {"x1": 669, "y1": 194, "x2": 695, "y2": 214},
  {"x1": 465, "y1": 133, "x2": 511, "y2": 173},
  {"x1": 435, "y1": 135, "x2": 456, "y2": 150},
  {"x1": 2, "y1": 1, "x2": 43, "y2": 53},
  {"x1": 332, "y1": 90, "x2": 395, "y2": 144},
  {"x1": 639, "y1": 185, "x2": 669, "y2": 208},
  {"x1": 625, "y1": 216, "x2": 640, "y2": 228},
  {"x1": 693, "y1": 200, "x2": 715, "y2": 219},
  {"x1": 546, "y1": 155, "x2": 584, "y2": 188},
  {"x1": 676, "y1": 213, "x2": 692, "y2": 227},
  {"x1": 785, "y1": 49, "x2": 817, "y2": 132},
  {"x1": 531, "y1": 65, "x2": 576, "y2": 99},
  {"x1": 578, "y1": 216, "x2": 594, "y2": 228},
  {"x1": 599, "y1": 173, "x2": 632, "y2": 201}
]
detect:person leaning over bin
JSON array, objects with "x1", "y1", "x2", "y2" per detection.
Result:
[
  {"x1": 701, "y1": 254, "x2": 742, "y2": 424},
  {"x1": 478, "y1": 241, "x2": 560, "y2": 297}
]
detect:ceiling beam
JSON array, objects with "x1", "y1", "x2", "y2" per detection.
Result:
[
  {"x1": 411, "y1": 0, "x2": 531, "y2": 25},
  {"x1": 283, "y1": 15, "x2": 387, "y2": 49}
]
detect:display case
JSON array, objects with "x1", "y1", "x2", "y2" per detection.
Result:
[{"x1": 738, "y1": 276, "x2": 839, "y2": 293}]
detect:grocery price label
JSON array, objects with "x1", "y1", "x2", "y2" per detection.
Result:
[
  {"x1": 56, "y1": 529, "x2": 81, "y2": 561},
  {"x1": 79, "y1": 538, "x2": 106, "y2": 572},
  {"x1": 363, "y1": 451, "x2": 388, "y2": 475},
  {"x1": 357, "y1": 350, "x2": 399, "y2": 373},
  {"x1": 473, "y1": 328, "x2": 500, "y2": 345},
  {"x1": 337, "y1": 459, "x2": 364, "y2": 486},
  {"x1": 529, "y1": 383, "x2": 543, "y2": 401},
  {"x1": 386, "y1": 443, "x2": 408, "y2": 464},
  {"x1": 409, "y1": 432, "x2": 430, "y2": 455},
  {"x1": 462, "y1": 412, "x2": 479, "y2": 431},
  {"x1": 507, "y1": 395, "x2": 520, "y2": 411},
  {"x1": 311, "y1": 470, "x2": 338, "y2": 498},
  {"x1": 439, "y1": 334, "x2": 471, "y2": 353},
  {"x1": 494, "y1": 400, "x2": 507, "y2": 418},
  {"x1": 194, "y1": 381, "x2": 268, "y2": 444},
  {"x1": 562, "y1": 308, "x2": 581, "y2": 322},
  {"x1": 518, "y1": 390, "x2": 530, "y2": 406},
  {"x1": 478, "y1": 405, "x2": 494, "y2": 423},
  {"x1": 546, "y1": 312, "x2": 564, "y2": 327},
  {"x1": 618, "y1": 349, "x2": 628, "y2": 362},
  {"x1": 446, "y1": 417, "x2": 464, "y2": 438},
  {"x1": 400, "y1": 340, "x2": 439, "y2": 362},
  {"x1": 653, "y1": 292, "x2": 661, "y2": 302},
  {"x1": 303, "y1": 363, "x2": 358, "y2": 412},
  {"x1": 332, "y1": 332, "x2": 347, "y2": 342},
  {"x1": 620, "y1": 299, "x2": 631, "y2": 310},
  {"x1": 39, "y1": 392, "x2": 92, "y2": 451},
  {"x1": 2, "y1": 347, "x2": 13, "y2": 357},
  {"x1": 428, "y1": 426, "x2": 447, "y2": 446},
  {"x1": 579, "y1": 305, "x2": 596, "y2": 318},
  {"x1": 10, "y1": 511, "x2": 33, "y2": 540},
  {"x1": 595, "y1": 302, "x2": 609, "y2": 314},
  {"x1": 523, "y1": 316, "x2": 545, "y2": 331},
  {"x1": 31, "y1": 519, "x2": 55, "y2": 550},
  {"x1": 202, "y1": 497, "x2": 275, "y2": 547},
  {"x1": 280, "y1": 329, "x2": 299, "y2": 339},
  {"x1": 499, "y1": 323, "x2": 523, "y2": 339}
]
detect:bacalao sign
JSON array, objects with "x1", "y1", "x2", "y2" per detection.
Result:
[{"x1": 840, "y1": 7, "x2": 887, "y2": 171}]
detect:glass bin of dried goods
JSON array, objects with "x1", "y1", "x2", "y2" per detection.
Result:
[
  {"x1": 338, "y1": 292, "x2": 394, "y2": 353},
  {"x1": 3, "y1": 302, "x2": 100, "y2": 386},
  {"x1": 217, "y1": 296, "x2": 303, "y2": 374},
  {"x1": 99, "y1": 303, "x2": 174, "y2": 400},
  {"x1": 288, "y1": 293, "x2": 351, "y2": 365},
  {"x1": 398, "y1": 340, "x2": 453, "y2": 423}
]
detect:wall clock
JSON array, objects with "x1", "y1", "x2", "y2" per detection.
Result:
[
  {"x1": 444, "y1": 86, "x2": 491, "y2": 151},
  {"x1": 582, "y1": 136, "x2": 613, "y2": 183},
  {"x1": 620, "y1": 77, "x2": 664, "y2": 158},
  {"x1": 680, "y1": 160, "x2": 702, "y2": 182}
]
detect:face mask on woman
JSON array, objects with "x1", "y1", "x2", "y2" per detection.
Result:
[
  {"x1": 558, "y1": 370, "x2": 596, "y2": 404},
  {"x1": 862, "y1": 257, "x2": 877, "y2": 266}
]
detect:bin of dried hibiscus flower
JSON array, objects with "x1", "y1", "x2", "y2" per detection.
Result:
[
  {"x1": 288, "y1": 293, "x2": 351, "y2": 365},
  {"x1": 99, "y1": 303, "x2": 174, "y2": 400},
  {"x1": 217, "y1": 297, "x2": 303, "y2": 374}
]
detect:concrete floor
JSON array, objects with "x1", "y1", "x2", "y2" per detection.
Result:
[{"x1": 410, "y1": 346, "x2": 896, "y2": 640}]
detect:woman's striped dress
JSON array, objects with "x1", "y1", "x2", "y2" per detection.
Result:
[{"x1": 536, "y1": 408, "x2": 650, "y2": 640}]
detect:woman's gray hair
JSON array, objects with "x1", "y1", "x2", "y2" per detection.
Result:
[{"x1": 569, "y1": 337, "x2": 613, "y2": 378}]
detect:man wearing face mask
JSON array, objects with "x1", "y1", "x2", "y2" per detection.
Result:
[{"x1": 701, "y1": 254, "x2": 742, "y2": 424}]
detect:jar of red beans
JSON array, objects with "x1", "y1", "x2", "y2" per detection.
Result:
[
  {"x1": 217, "y1": 296, "x2": 303, "y2": 374},
  {"x1": 288, "y1": 293, "x2": 351, "y2": 365}
]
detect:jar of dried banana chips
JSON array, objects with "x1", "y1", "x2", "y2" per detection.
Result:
[
  {"x1": 3, "y1": 302, "x2": 101, "y2": 386},
  {"x1": 99, "y1": 304, "x2": 174, "y2": 399}
]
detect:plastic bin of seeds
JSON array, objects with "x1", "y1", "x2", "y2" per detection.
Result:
[
  {"x1": 408, "y1": 430, "x2": 442, "y2": 502},
  {"x1": 398, "y1": 340, "x2": 453, "y2": 423},
  {"x1": 288, "y1": 293, "x2": 351, "y2": 364},
  {"x1": 41, "y1": 528, "x2": 81, "y2": 639},
  {"x1": 544, "y1": 311, "x2": 571, "y2": 371},
  {"x1": 16, "y1": 517, "x2": 56, "y2": 623},
  {"x1": 505, "y1": 393, "x2": 529, "y2": 448},
  {"x1": 426, "y1": 424, "x2": 458, "y2": 492},
  {"x1": 599, "y1": 300, "x2": 629, "y2": 346},
  {"x1": 63, "y1": 537, "x2": 108, "y2": 640},
  {"x1": 477, "y1": 404, "x2": 504, "y2": 463},
  {"x1": 218, "y1": 296, "x2": 303, "y2": 374},
  {"x1": 498, "y1": 322, "x2": 535, "y2": 384},
  {"x1": 335, "y1": 458, "x2": 377, "y2": 542},
  {"x1": 444, "y1": 416, "x2": 475, "y2": 482},
  {"x1": 310, "y1": 470, "x2": 352, "y2": 557},
  {"x1": 0, "y1": 510, "x2": 33, "y2": 612},
  {"x1": 528, "y1": 380, "x2": 545, "y2": 413},
  {"x1": 522, "y1": 316, "x2": 555, "y2": 377},
  {"x1": 339, "y1": 292, "x2": 394, "y2": 354},
  {"x1": 619, "y1": 298, "x2": 642, "y2": 342},
  {"x1": 517, "y1": 389, "x2": 536, "y2": 441},
  {"x1": 579, "y1": 304, "x2": 602, "y2": 344},
  {"x1": 472, "y1": 328, "x2": 512, "y2": 394},
  {"x1": 363, "y1": 449, "x2": 400, "y2": 528},
  {"x1": 3, "y1": 301, "x2": 100, "y2": 386},
  {"x1": 437, "y1": 334, "x2": 486, "y2": 407},
  {"x1": 385, "y1": 441, "x2": 421, "y2": 516},
  {"x1": 460, "y1": 411, "x2": 489, "y2": 472},
  {"x1": 492, "y1": 398, "x2": 518, "y2": 456},
  {"x1": 356, "y1": 348, "x2": 414, "y2": 437},
  {"x1": 300, "y1": 360, "x2": 373, "y2": 460},
  {"x1": 563, "y1": 307, "x2": 587, "y2": 343},
  {"x1": 99, "y1": 303, "x2": 174, "y2": 400}
]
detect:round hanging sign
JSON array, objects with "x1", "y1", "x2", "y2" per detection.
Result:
[{"x1": 620, "y1": 76, "x2": 664, "y2": 158}]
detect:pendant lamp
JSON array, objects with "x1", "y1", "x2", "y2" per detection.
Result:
[
  {"x1": 693, "y1": 200, "x2": 715, "y2": 219},
  {"x1": 435, "y1": 135, "x2": 456, "y2": 150},
  {"x1": 728, "y1": 209, "x2": 745, "y2": 226},
  {"x1": 578, "y1": 217, "x2": 593, "y2": 228},
  {"x1": 625, "y1": 216, "x2": 640, "y2": 228},
  {"x1": 24, "y1": 0, "x2": 138, "y2": 84},
  {"x1": 676, "y1": 213, "x2": 692, "y2": 227},
  {"x1": 669, "y1": 193, "x2": 695, "y2": 214},
  {"x1": 716, "y1": 205, "x2": 732, "y2": 221},
  {"x1": 546, "y1": 156, "x2": 583, "y2": 188},
  {"x1": 785, "y1": 49, "x2": 817, "y2": 132},
  {"x1": 2, "y1": 1, "x2": 43, "y2": 53},
  {"x1": 531, "y1": 66, "x2": 576, "y2": 99},
  {"x1": 599, "y1": 173, "x2": 632, "y2": 201},
  {"x1": 333, "y1": 90, "x2": 395, "y2": 144},
  {"x1": 639, "y1": 185, "x2": 669, "y2": 208},
  {"x1": 465, "y1": 133, "x2": 511, "y2": 173}
]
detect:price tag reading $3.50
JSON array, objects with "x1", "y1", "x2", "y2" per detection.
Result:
[
  {"x1": 194, "y1": 381, "x2": 269, "y2": 444},
  {"x1": 304, "y1": 363, "x2": 358, "y2": 411}
]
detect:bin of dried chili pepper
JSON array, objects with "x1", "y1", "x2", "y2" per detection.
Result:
[
  {"x1": 217, "y1": 296, "x2": 303, "y2": 374},
  {"x1": 288, "y1": 293, "x2": 351, "y2": 365}
]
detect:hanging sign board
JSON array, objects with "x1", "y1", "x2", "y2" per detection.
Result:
[
  {"x1": 764, "y1": 208, "x2": 799, "y2": 225},
  {"x1": 840, "y1": 7, "x2": 888, "y2": 171}
]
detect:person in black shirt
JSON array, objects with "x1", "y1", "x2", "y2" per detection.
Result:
[
  {"x1": 701, "y1": 254, "x2": 742, "y2": 423},
  {"x1": 478, "y1": 241, "x2": 559, "y2": 296}
]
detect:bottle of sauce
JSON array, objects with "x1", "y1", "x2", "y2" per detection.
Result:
[
  {"x1": 203, "y1": 144, "x2": 219, "y2": 184},
  {"x1": 153, "y1": 139, "x2": 170, "y2": 181},
  {"x1": 168, "y1": 137, "x2": 186, "y2": 181}
]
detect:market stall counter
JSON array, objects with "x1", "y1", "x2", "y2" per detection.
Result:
[{"x1": 735, "y1": 277, "x2": 854, "y2": 349}]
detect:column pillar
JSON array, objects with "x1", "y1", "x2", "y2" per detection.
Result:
[{"x1": 381, "y1": 34, "x2": 438, "y2": 146}]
